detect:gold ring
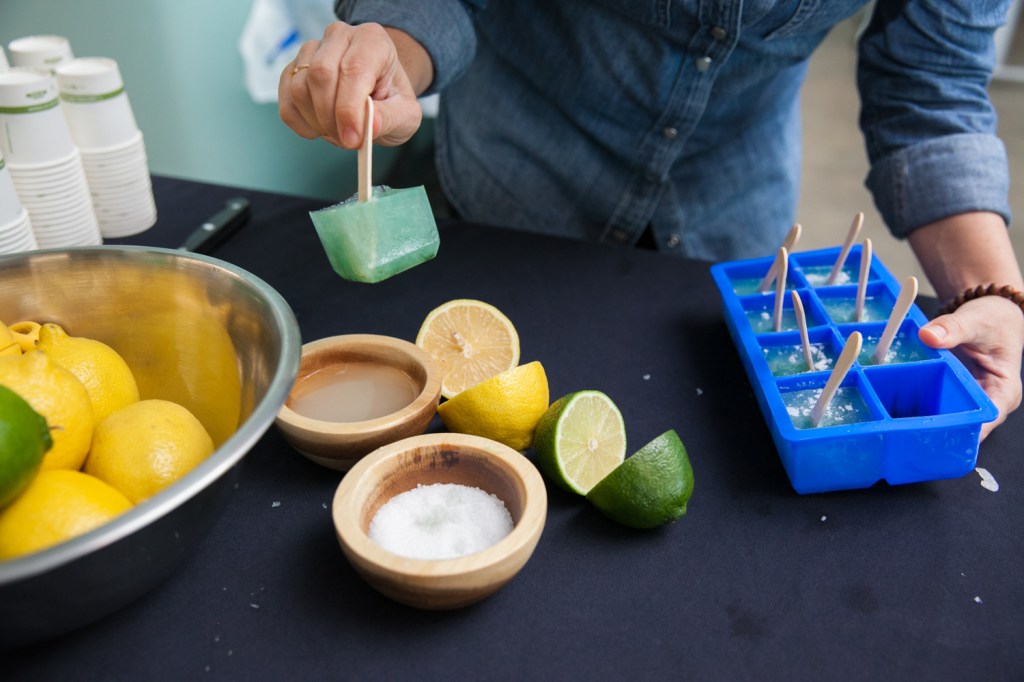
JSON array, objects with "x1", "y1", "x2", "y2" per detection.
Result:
[{"x1": 291, "y1": 63, "x2": 310, "y2": 76}]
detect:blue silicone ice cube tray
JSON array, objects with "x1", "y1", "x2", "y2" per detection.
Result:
[{"x1": 711, "y1": 245, "x2": 998, "y2": 494}]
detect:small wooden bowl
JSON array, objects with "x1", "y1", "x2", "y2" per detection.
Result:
[
  {"x1": 333, "y1": 433, "x2": 547, "y2": 609},
  {"x1": 274, "y1": 334, "x2": 442, "y2": 470}
]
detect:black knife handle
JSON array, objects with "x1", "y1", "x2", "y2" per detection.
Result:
[{"x1": 180, "y1": 197, "x2": 251, "y2": 253}]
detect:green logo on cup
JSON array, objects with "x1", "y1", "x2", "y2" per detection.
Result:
[{"x1": 26, "y1": 90, "x2": 49, "y2": 100}]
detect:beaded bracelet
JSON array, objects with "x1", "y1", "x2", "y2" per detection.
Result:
[{"x1": 937, "y1": 283, "x2": 1024, "y2": 316}]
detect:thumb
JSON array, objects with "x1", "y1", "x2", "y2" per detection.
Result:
[
  {"x1": 373, "y1": 94, "x2": 423, "y2": 147},
  {"x1": 919, "y1": 311, "x2": 971, "y2": 350}
]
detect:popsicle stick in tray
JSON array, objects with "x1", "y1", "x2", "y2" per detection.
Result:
[
  {"x1": 358, "y1": 95, "x2": 373, "y2": 202},
  {"x1": 854, "y1": 237, "x2": 872, "y2": 322},
  {"x1": 757, "y1": 223, "x2": 802, "y2": 293},
  {"x1": 826, "y1": 212, "x2": 864, "y2": 285},
  {"x1": 771, "y1": 246, "x2": 789, "y2": 332},
  {"x1": 810, "y1": 331, "x2": 862, "y2": 427},
  {"x1": 791, "y1": 290, "x2": 814, "y2": 372},
  {"x1": 871, "y1": 276, "x2": 918, "y2": 365}
]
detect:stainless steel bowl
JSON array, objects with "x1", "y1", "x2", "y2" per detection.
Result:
[{"x1": 0, "y1": 246, "x2": 300, "y2": 648}]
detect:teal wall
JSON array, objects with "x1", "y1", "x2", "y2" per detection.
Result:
[{"x1": 0, "y1": 0, "x2": 403, "y2": 202}]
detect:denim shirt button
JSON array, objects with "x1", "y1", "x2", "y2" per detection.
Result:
[
  {"x1": 695, "y1": 56, "x2": 712, "y2": 72},
  {"x1": 662, "y1": 127, "x2": 679, "y2": 140},
  {"x1": 611, "y1": 229, "x2": 630, "y2": 243},
  {"x1": 666, "y1": 234, "x2": 681, "y2": 248},
  {"x1": 711, "y1": 26, "x2": 727, "y2": 41}
]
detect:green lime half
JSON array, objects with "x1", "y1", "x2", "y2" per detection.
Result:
[
  {"x1": 586, "y1": 429, "x2": 694, "y2": 529},
  {"x1": 0, "y1": 384, "x2": 52, "y2": 509},
  {"x1": 533, "y1": 390, "x2": 626, "y2": 495}
]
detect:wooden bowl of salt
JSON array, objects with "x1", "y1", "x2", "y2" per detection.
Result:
[
  {"x1": 332, "y1": 433, "x2": 547, "y2": 609},
  {"x1": 274, "y1": 334, "x2": 442, "y2": 470}
]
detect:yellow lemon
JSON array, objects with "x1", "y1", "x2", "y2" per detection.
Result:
[
  {"x1": 0, "y1": 350, "x2": 94, "y2": 470},
  {"x1": 437, "y1": 361, "x2": 549, "y2": 451},
  {"x1": 37, "y1": 322, "x2": 140, "y2": 425},
  {"x1": 85, "y1": 399, "x2": 214, "y2": 504},
  {"x1": 416, "y1": 299, "x2": 520, "y2": 399},
  {"x1": 9, "y1": 320, "x2": 41, "y2": 353},
  {"x1": 0, "y1": 469, "x2": 132, "y2": 560},
  {"x1": 0, "y1": 321, "x2": 20, "y2": 357},
  {"x1": 117, "y1": 309, "x2": 241, "y2": 448}
]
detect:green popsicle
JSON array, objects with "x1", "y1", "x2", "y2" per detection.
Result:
[{"x1": 310, "y1": 96, "x2": 439, "y2": 283}]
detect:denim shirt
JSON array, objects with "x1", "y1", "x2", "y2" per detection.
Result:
[{"x1": 337, "y1": 0, "x2": 1012, "y2": 260}]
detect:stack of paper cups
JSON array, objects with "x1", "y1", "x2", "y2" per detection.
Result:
[
  {"x1": 56, "y1": 58, "x2": 156, "y2": 238},
  {"x1": 0, "y1": 152, "x2": 37, "y2": 254},
  {"x1": 0, "y1": 46, "x2": 9, "y2": 73},
  {"x1": 7, "y1": 35, "x2": 74, "y2": 73},
  {"x1": 0, "y1": 67, "x2": 101, "y2": 248}
]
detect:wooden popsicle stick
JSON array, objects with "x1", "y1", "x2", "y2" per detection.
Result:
[
  {"x1": 826, "y1": 212, "x2": 863, "y2": 285},
  {"x1": 358, "y1": 95, "x2": 373, "y2": 203},
  {"x1": 791, "y1": 290, "x2": 814, "y2": 372},
  {"x1": 772, "y1": 246, "x2": 788, "y2": 332},
  {"x1": 871, "y1": 276, "x2": 919, "y2": 365},
  {"x1": 810, "y1": 331, "x2": 862, "y2": 427},
  {"x1": 757, "y1": 224, "x2": 801, "y2": 293},
  {"x1": 854, "y1": 237, "x2": 872, "y2": 322}
]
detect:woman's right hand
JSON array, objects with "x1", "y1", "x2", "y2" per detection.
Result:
[{"x1": 278, "y1": 22, "x2": 428, "y2": 149}]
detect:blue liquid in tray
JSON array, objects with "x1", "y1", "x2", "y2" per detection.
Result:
[
  {"x1": 746, "y1": 307, "x2": 798, "y2": 333},
  {"x1": 801, "y1": 264, "x2": 858, "y2": 287},
  {"x1": 858, "y1": 332, "x2": 932, "y2": 366},
  {"x1": 822, "y1": 296, "x2": 890, "y2": 323},
  {"x1": 732, "y1": 276, "x2": 792, "y2": 296},
  {"x1": 763, "y1": 343, "x2": 835, "y2": 376},
  {"x1": 783, "y1": 387, "x2": 874, "y2": 429}
]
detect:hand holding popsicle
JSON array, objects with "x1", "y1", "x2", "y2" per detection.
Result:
[
  {"x1": 278, "y1": 22, "x2": 429, "y2": 148},
  {"x1": 307, "y1": 96, "x2": 440, "y2": 283}
]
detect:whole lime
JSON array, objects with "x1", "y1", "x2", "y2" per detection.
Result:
[{"x1": 0, "y1": 384, "x2": 52, "y2": 509}]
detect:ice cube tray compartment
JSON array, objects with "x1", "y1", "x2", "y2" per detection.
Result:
[
  {"x1": 837, "y1": 319, "x2": 941, "y2": 366},
  {"x1": 723, "y1": 259, "x2": 800, "y2": 296},
  {"x1": 816, "y1": 281, "x2": 897, "y2": 324},
  {"x1": 711, "y1": 246, "x2": 998, "y2": 494},
  {"x1": 740, "y1": 288, "x2": 825, "y2": 334},
  {"x1": 789, "y1": 247, "x2": 883, "y2": 289}
]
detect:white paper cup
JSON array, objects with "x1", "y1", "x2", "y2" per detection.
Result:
[
  {"x1": 56, "y1": 58, "x2": 140, "y2": 149},
  {"x1": 8, "y1": 36, "x2": 74, "y2": 72},
  {"x1": 0, "y1": 155, "x2": 24, "y2": 224},
  {"x1": 0, "y1": 208, "x2": 37, "y2": 254},
  {"x1": 0, "y1": 47, "x2": 9, "y2": 72},
  {"x1": 0, "y1": 68, "x2": 75, "y2": 165}
]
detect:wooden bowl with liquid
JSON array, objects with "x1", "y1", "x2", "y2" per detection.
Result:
[
  {"x1": 274, "y1": 334, "x2": 442, "y2": 470},
  {"x1": 333, "y1": 433, "x2": 547, "y2": 609}
]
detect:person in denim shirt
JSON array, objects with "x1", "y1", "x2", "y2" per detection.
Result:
[{"x1": 279, "y1": 0, "x2": 1024, "y2": 438}]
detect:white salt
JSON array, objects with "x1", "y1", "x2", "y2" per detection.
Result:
[
  {"x1": 368, "y1": 483, "x2": 514, "y2": 560},
  {"x1": 976, "y1": 467, "x2": 999, "y2": 492}
]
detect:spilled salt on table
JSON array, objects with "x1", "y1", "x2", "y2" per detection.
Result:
[
  {"x1": 976, "y1": 467, "x2": 999, "y2": 492},
  {"x1": 368, "y1": 483, "x2": 514, "y2": 560}
]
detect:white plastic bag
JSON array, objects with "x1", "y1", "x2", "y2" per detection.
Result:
[{"x1": 238, "y1": 0, "x2": 335, "y2": 103}]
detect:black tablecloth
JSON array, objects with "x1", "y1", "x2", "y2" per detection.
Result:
[{"x1": 10, "y1": 176, "x2": 1024, "y2": 680}]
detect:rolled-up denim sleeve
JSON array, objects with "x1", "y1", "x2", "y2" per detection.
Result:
[
  {"x1": 335, "y1": 0, "x2": 484, "y2": 95},
  {"x1": 857, "y1": 0, "x2": 1012, "y2": 238}
]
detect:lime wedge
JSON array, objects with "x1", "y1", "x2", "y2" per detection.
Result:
[
  {"x1": 586, "y1": 430, "x2": 693, "y2": 529},
  {"x1": 533, "y1": 391, "x2": 626, "y2": 495}
]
